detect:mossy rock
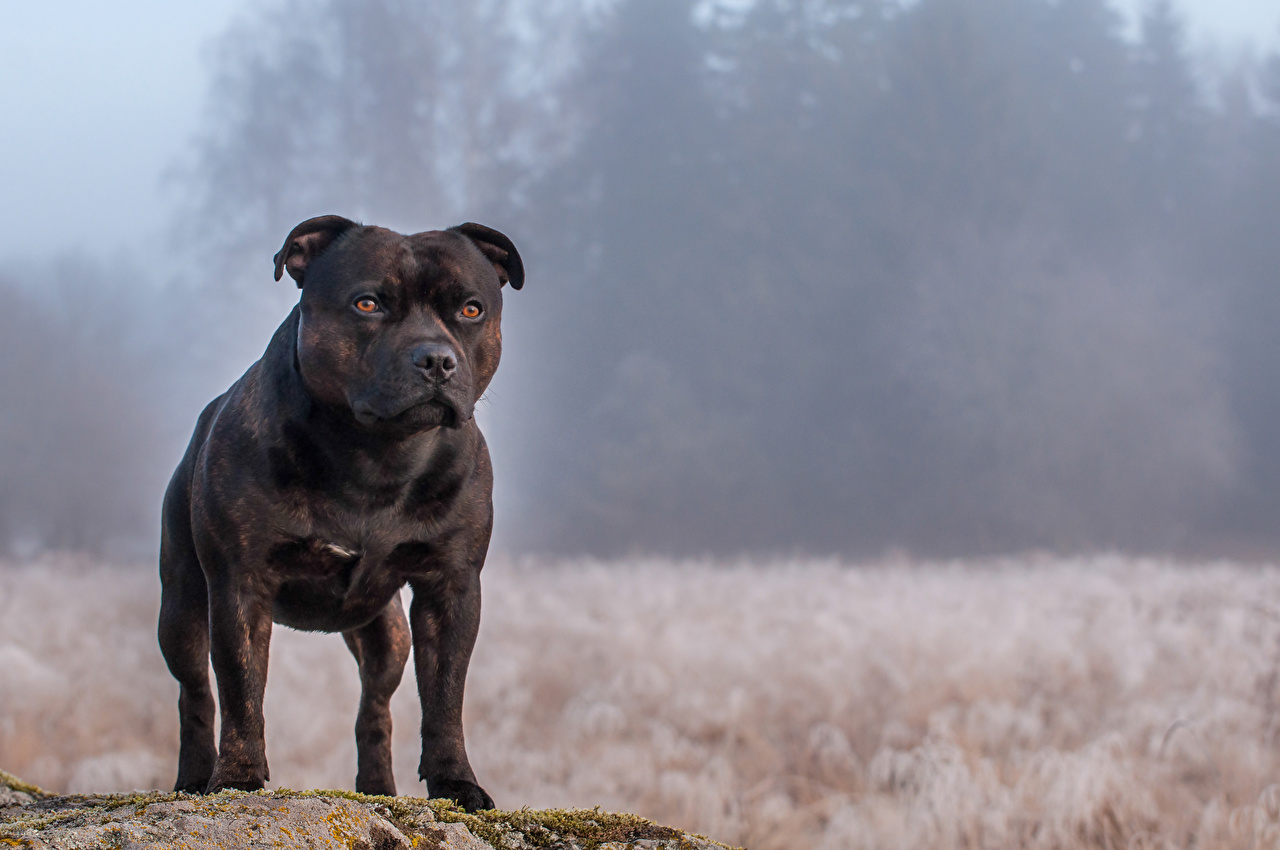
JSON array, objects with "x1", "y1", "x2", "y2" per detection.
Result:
[{"x1": 0, "y1": 771, "x2": 737, "y2": 849}]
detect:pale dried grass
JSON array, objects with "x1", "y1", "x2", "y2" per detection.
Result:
[{"x1": 3, "y1": 553, "x2": 1280, "y2": 849}]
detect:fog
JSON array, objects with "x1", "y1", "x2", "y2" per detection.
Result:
[{"x1": 3, "y1": 0, "x2": 1280, "y2": 558}]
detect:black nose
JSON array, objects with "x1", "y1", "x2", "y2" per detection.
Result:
[{"x1": 412, "y1": 343, "x2": 458, "y2": 383}]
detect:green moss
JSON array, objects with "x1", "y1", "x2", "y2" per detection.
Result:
[
  {"x1": 0, "y1": 789, "x2": 198, "y2": 837},
  {"x1": 0, "y1": 771, "x2": 49, "y2": 799},
  {"x1": 289, "y1": 790, "x2": 739, "y2": 848},
  {"x1": 429, "y1": 801, "x2": 738, "y2": 850},
  {"x1": 273, "y1": 791, "x2": 741, "y2": 849}
]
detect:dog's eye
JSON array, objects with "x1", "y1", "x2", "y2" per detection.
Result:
[
  {"x1": 461, "y1": 302, "x2": 483, "y2": 319},
  {"x1": 354, "y1": 297, "x2": 380, "y2": 314}
]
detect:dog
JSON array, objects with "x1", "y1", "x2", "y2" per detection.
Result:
[{"x1": 158, "y1": 215, "x2": 523, "y2": 812}]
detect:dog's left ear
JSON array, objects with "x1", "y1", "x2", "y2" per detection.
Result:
[
  {"x1": 450, "y1": 223, "x2": 525, "y2": 290},
  {"x1": 274, "y1": 215, "x2": 359, "y2": 287}
]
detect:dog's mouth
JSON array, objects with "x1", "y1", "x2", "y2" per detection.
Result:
[
  {"x1": 413, "y1": 399, "x2": 460, "y2": 429},
  {"x1": 350, "y1": 395, "x2": 464, "y2": 430}
]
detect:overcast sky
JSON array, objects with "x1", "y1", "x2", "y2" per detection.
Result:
[{"x1": 1, "y1": 0, "x2": 1277, "y2": 264}]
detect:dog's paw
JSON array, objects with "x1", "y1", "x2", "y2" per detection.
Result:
[
  {"x1": 173, "y1": 748, "x2": 217, "y2": 794},
  {"x1": 355, "y1": 773, "x2": 397, "y2": 797},
  {"x1": 205, "y1": 777, "x2": 267, "y2": 794},
  {"x1": 427, "y1": 778, "x2": 495, "y2": 812},
  {"x1": 205, "y1": 761, "x2": 268, "y2": 794}
]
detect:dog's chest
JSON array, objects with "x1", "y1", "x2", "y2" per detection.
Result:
[
  {"x1": 266, "y1": 493, "x2": 437, "y2": 608},
  {"x1": 269, "y1": 503, "x2": 433, "y2": 579},
  {"x1": 268, "y1": 527, "x2": 422, "y2": 631}
]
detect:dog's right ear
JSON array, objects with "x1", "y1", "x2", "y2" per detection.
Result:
[{"x1": 273, "y1": 215, "x2": 358, "y2": 287}]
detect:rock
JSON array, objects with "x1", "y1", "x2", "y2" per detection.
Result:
[
  {"x1": 0, "y1": 787, "x2": 33, "y2": 808},
  {"x1": 0, "y1": 770, "x2": 735, "y2": 849}
]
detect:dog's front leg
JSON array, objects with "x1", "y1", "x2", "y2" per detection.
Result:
[
  {"x1": 343, "y1": 595, "x2": 412, "y2": 796},
  {"x1": 205, "y1": 575, "x2": 274, "y2": 792},
  {"x1": 410, "y1": 570, "x2": 494, "y2": 811}
]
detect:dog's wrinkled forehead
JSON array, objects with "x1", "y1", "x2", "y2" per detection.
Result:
[
  {"x1": 407, "y1": 229, "x2": 505, "y2": 295},
  {"x1": 306, "y1": 226, "x2": 500, "y2": 299}
]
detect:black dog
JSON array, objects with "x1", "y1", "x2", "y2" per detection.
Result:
[{"x1": 158, "y1": 215, "x2": 523, "y2": 811}]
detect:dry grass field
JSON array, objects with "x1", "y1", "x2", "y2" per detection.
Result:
[{"x1": 4, "y1": 553, "x2": 1280, "y2": 849}]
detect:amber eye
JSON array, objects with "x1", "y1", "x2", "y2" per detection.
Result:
[
  {"x1": 354, "y1": 297, "x2": 379, "y2": 313},
  {"x1": 462, "y1": 302, "x2": 483, "y2": 319}
]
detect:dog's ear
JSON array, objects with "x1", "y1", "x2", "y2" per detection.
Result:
[
  {"x1": 273, "y1": 215, "x2": 358, "y2": 287},
  {"x1": 450, "y1": 223, "x2": 525, "y2": 290}
]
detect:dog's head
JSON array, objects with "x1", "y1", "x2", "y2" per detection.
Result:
[{"x1": 273, "y1": 215, "x2": 524, "y2": 433}]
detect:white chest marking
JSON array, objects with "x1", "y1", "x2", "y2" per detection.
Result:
[{"x1": 323, "y1": 543, "x2": 360, "y2": 559}]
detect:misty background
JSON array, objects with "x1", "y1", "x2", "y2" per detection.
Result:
[{"x1": 3, "y1": 0, "x2": 1280, "y2": 560}]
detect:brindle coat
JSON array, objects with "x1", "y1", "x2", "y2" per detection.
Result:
[{"x1": 158, "y1": 216, "x2": 524, "y2": 812}]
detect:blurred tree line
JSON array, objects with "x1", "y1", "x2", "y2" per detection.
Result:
[{"x1": 4, "y1": 0, "x2": 1280, "y2": 558}]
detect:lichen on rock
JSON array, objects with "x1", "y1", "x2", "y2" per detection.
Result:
[{"x1": 0, "y1": 770, "x2": 736, "y2": 850}]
